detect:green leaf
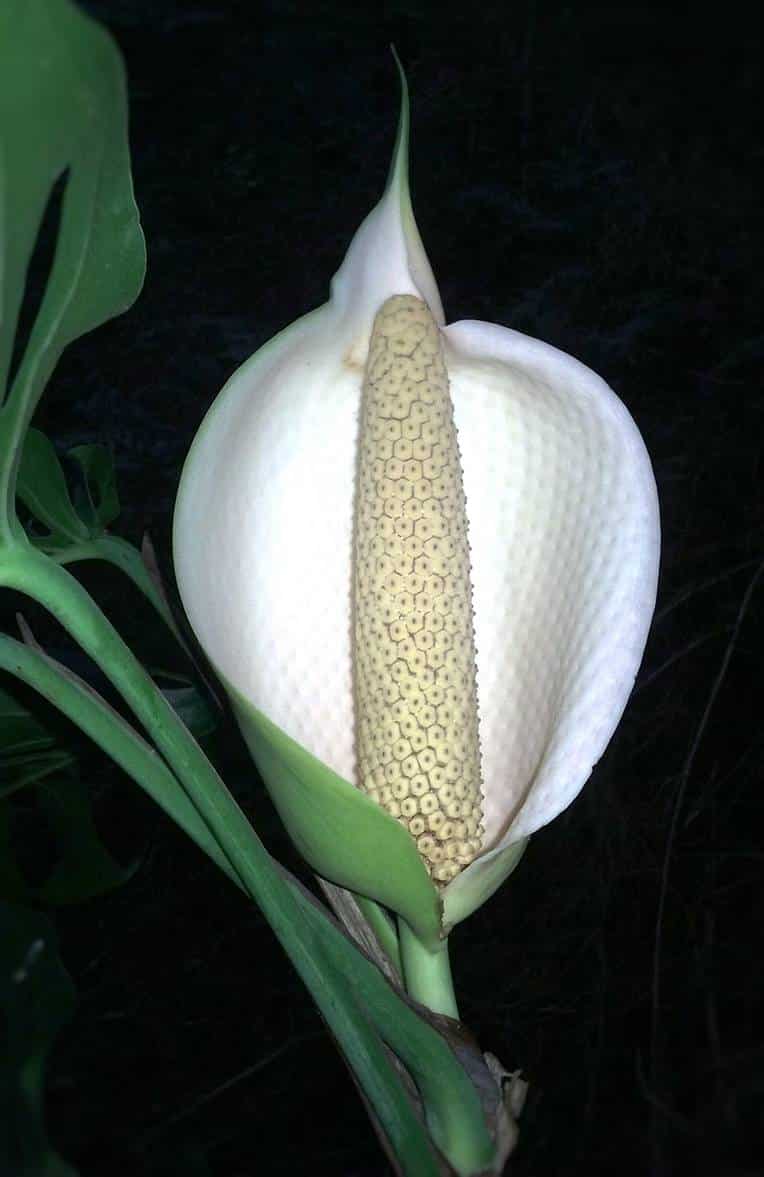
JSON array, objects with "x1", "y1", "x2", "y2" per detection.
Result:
[
  {"x1": 154, "y1": 674, "x2": 218, "y2": 741},
  {"x1": 17, "y1": 429, "x2": 91, "y2": 543},
  {"x1": 0, "y1": 682, "x2": 76, "y2": 802},
  {"x1": 0, "y1": 749, "x2": 75, "y2": 802},
  {"x1": 0, "y1": 0, "x2": 146, "y2": 532},
  {"x1": 68, "y1": 442, "x2": 120, "y2": 529},
  {"x1": 0, "y1": 901, "x2": 78, "y2": 1176},
  {"x1": 0, "y1": 683, "x2": 57, "y2": 758},
  {"x1": 35, "y1": 773, "x2": 139, "y2": 905},
  {"x1": 0, "y1": 674, "x2": 135, "y2": 904},
  {"x1": 16, "y1": 430, "x2": 185, "y2": 655}
]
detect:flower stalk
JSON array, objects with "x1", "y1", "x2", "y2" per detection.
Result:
[{"x1": 398, "y1": 917, "x2": 459, "y2": 1018}]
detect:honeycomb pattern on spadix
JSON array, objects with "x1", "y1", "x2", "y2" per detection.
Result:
[{"x1": 354, "y1": 294, "x2": 484, "y2": 884}]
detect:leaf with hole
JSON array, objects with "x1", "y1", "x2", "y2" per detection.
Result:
[
  {"x1": 0, "y1": 0, "x2": 146, "y2": 531},
  {"x1": 17, "y1": 428, "x2": 92, "y2": 544},
  {"x1": 68, "y1": 442, "x2": 120, "y2": 529}
]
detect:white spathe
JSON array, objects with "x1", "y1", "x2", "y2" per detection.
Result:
[{"x1": 173, "y1": 109, "x2": 660, "y2": 901}]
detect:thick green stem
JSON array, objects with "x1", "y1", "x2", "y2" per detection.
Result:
[
  {"x1": 355, "y1": 894, "x2": 403, "y2": 976},
  {"x1": 398, "y1": 917, "x2": 459, "y2": 1020}
]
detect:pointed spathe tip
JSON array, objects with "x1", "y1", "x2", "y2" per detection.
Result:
[{"x1": 385, "y1": 45, "x2": 410, "y2": 198}]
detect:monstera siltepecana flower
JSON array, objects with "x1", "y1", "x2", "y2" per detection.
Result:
[{"x1": 173, "y1": 75, "x2": 660, "y2": 1004}]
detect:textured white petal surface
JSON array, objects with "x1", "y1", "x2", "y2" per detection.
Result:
[
  {"x1": 174, "y1": 313, "x2": 360, "y2": 779},
  {"x1": 444, "y1": 321, "x2": 660, "y2": 852}
]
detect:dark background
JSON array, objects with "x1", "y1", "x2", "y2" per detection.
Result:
[{"x1": 9, "y1": 1, "x2": 763, "y2": 1175}]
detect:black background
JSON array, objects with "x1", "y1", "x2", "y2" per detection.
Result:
[{"x1": 7, "y1": 2, "x2": 763, "y2": 1175}]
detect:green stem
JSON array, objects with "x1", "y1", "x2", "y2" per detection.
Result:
[
  {"x1": 398, "y1": 917, "x2": 459, "y2": 1020},
  {"x1": 356, "y1": 894, "x2": 403, "y2": 976}
]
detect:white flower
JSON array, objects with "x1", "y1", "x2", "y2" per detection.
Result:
[{"x1": 173, "y1": 84, "x2": 659, "y2": 943}]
